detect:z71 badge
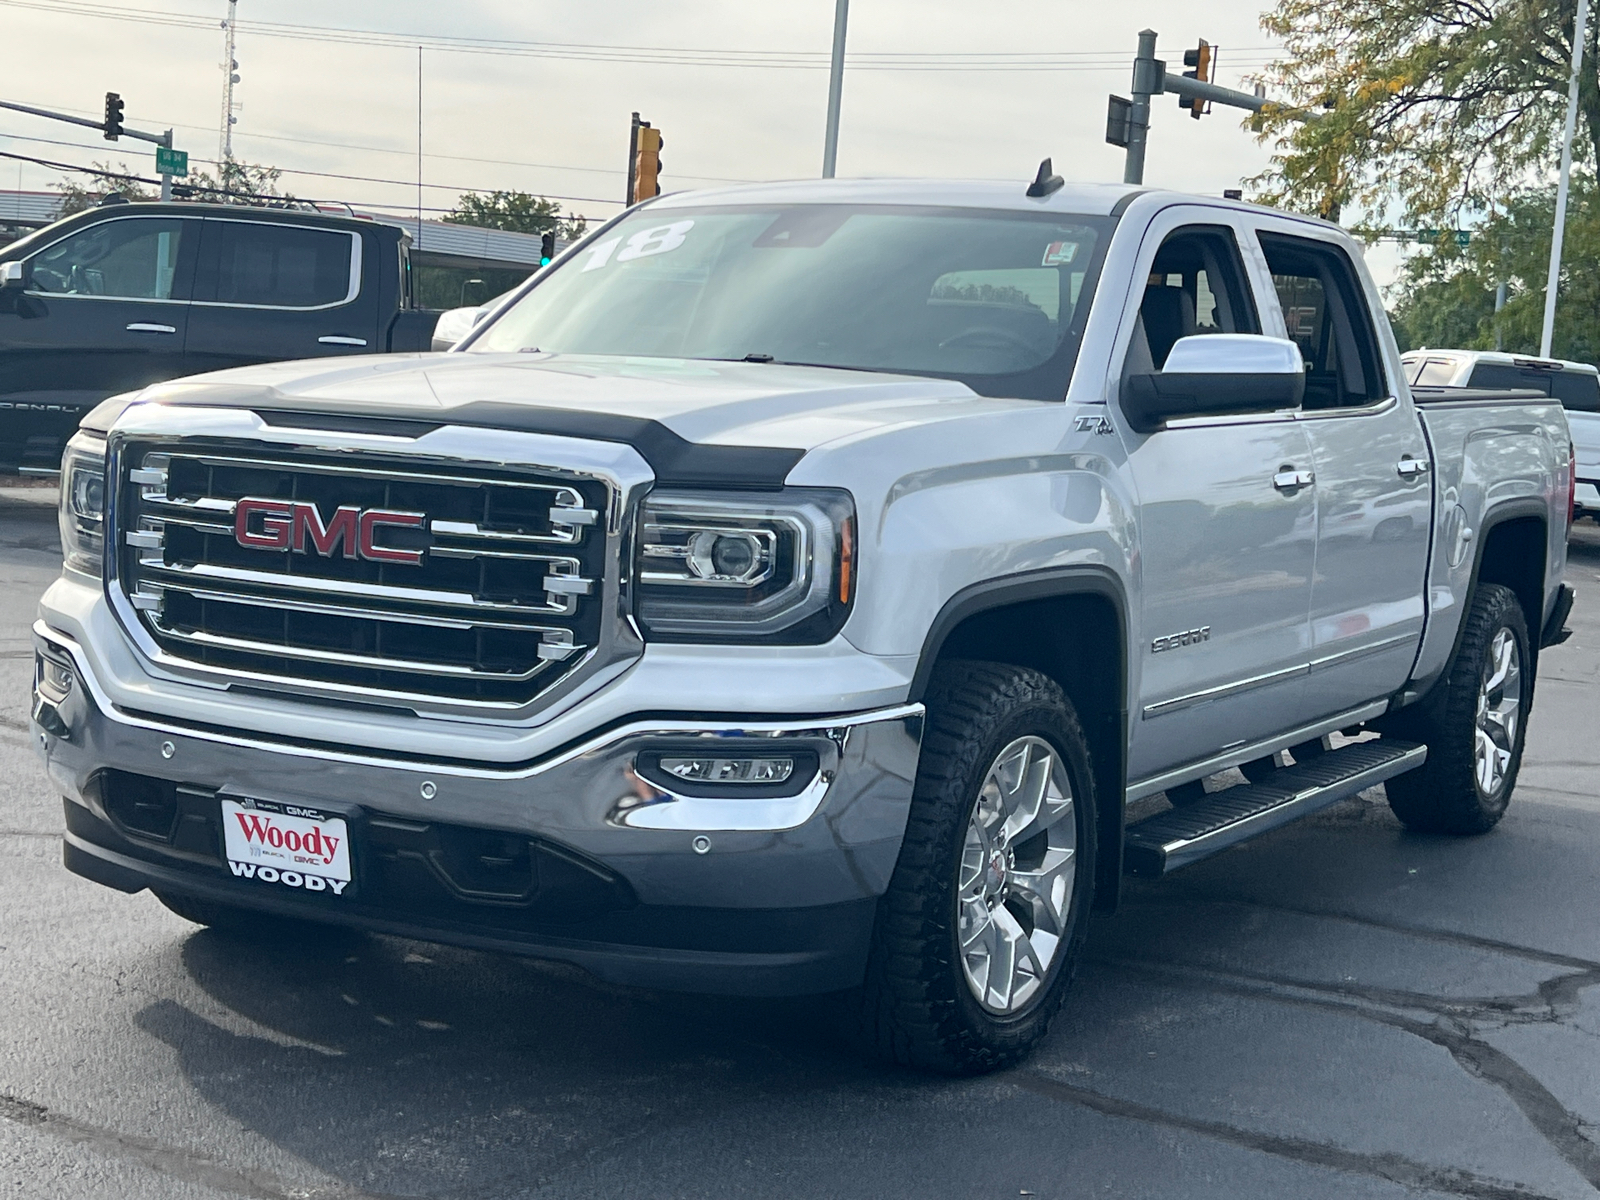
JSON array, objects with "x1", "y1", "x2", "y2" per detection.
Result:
[{"x1": 1152, "y1": 626, "x2": 1211, "y2": 653}]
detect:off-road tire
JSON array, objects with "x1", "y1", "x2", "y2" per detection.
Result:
[
  {"x1": 1384, "y1": 583, "x2": 1531, "y2": 834},
  {"x1": 856, "y1": 660, "x2": 1097, "y2": 1074}
]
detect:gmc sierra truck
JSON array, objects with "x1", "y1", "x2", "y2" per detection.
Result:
[
  {"x1": 0, "y1": 200, "x2": 439, "y2": 473},
  {"x1": 30, "y1": 177, "x2": 1576, "y2": 1073}
]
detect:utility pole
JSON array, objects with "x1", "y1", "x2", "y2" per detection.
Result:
[
  {"x1": 1107, "y1": 28, "x2": 1277, "y2": 186},
  {"x1": 417, "y1": 46, "x2": 423, "y2": 250},
  {"x1": 1541, "y1": 0, "x2": 1589, "y2": 358},
  {"x1": 822, "y1": 0, "x2": 849, "y2": 178},
  {"x1": 219, "y1": 0, "x2": 239, "y2": 163}
]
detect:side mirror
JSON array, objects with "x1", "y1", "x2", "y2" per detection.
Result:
[
  {"x1": 1122, "y1": 334, "x2": 1306, "y2": 432},
  {"x1": 0, "y1": 261, "x2": 23, "y2": 290}
]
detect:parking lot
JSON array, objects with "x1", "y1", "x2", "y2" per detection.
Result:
[{"x1": 4, "y1": 481, "x2": 1600, "y2": 1200}]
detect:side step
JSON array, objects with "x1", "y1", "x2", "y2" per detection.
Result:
[{"x1": 1124, "y1": 739, "x2": 1426, "y2": 878}]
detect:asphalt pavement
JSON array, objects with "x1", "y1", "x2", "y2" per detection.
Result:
[{"x1": 3, "y1": 482, "x2": 1600, "y2": 1200}]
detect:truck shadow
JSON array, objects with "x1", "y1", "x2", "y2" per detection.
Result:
[{"x1": 133, "y1": 789, "x2": 1600, "y2": 1198}]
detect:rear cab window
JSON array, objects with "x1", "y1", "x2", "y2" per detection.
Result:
[{"x1": 1411, "y1": 358, "x2": 1460, "y2": 387}]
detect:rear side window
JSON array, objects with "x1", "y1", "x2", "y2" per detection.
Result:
[
  {"x1": 204, "y1": 221, "x2": 356, "y2": 308},
  {"x1": 1259, "y1": 233, "x2": 1388, "y2": 408},
  {"x1": 1552, "y1": 370, "x2": 1600, "y2": 412}
]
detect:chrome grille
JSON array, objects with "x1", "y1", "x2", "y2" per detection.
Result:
[{"x1": 116, "y1": 441, "x2": 610, "y2": 705}]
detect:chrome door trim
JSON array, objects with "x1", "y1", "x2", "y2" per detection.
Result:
[
  {"x1": 1291, "y1": 396, "x2": 1400, "y2": 422},
  {"x1": 1307, "y1": 632, "x2": 1415, "y2": 671},
  {"x1": 1127, "y1": 699, "x2": 1390, "y2": 801},
  {"x1": 1142, "y1": 661, "x2": 1308, "y2": 718}
]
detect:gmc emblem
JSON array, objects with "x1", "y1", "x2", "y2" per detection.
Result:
[{"x1": 234, "y1": 498, "x2": 426, "y2": 565}]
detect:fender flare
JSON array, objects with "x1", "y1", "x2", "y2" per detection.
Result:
[{"x1": 909, "y1": 564, "x2": 1131, "y2": 913}]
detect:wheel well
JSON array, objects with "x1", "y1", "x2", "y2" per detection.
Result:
[
  {"x1": 1476, "y1": 515, "x2": 1546, "y2": 635},
  {"x1": 929, "y1": 593, "x2": 1127, "y2": 913}
]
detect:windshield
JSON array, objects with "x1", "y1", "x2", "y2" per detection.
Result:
[{"x1": 468, "y1": 204, "x2": 1113, "y2": 400}]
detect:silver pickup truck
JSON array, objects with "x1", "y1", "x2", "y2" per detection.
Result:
[{"x1": 31, "y1": 178, "x2": 1576, "y2": 1073}]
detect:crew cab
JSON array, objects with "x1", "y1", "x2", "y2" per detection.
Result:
[
  {"x1": 31, "y1": 178, "x2": 1575, "y2": 1073},
  {"x1": 1401, "y1": 349, "x2": 1600, "y2": 522},
  {"x1": 0, "y1": 200, "x2": 438, "y2": 473}
]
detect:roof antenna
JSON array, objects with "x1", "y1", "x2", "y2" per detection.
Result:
[{"x1": 1026, "y1": 158, "x2": 1064, "y2": 198}]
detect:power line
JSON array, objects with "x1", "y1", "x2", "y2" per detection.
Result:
[{"x1": 0, "y1": 0, "x2": 1279, "y2": 71}]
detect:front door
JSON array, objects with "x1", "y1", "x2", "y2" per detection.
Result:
[
  {"x1": 1114, "y1": 219, "x2": 1318, "y2": 782},
  {"x1": 0, "y1": 213, "x2": 196, "y2": 468},
  {"x1": 1256, "y1": 229, "x2": 1431, "y2": 714}
]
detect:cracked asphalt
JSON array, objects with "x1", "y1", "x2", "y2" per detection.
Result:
[{"x1": 3, "y1": 482, "x2": 1599, "y2": 1200}]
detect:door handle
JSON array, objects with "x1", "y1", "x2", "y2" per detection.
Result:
[
  {"x1": 1397, "y1": 456, "x2": 1431, "y2": 478},
  {"x1": 126, "y1": 323, "x2": 176, "y2": 334},
  {"x1": 1272, "y1": 467, "x2": 1314, "y2": 493},
  {"x1": 318, "y1": 335, "x2": 368, "y2": 346}
]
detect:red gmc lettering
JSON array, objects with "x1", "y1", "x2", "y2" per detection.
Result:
[
  {"x1": 234, "y1": 498, "x2": 293, "y2": 550},
  {"x1": 359, "y1": 510, "x2": 425, "y2": 565},
  {"x1": 234, "y1": 498, "x2": 425, "y2": 565}
]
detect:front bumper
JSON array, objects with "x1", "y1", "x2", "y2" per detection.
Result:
[{"x1": 32, "y1": 624, "x2": 924, "y2": 996}]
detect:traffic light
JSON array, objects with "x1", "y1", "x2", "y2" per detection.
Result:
[
  {"x1": 103, "y1": 92, "x2": 124, "y2": 141},
  {"x1": 633, "y1": 124, "x2": 663, "y2": 203},
  {"x1": 1180, "y1": 40, "x2": 1211, "y2": 119},
  {"x1": 540, "y1": 232, "x2": 555, "y2": 266}
]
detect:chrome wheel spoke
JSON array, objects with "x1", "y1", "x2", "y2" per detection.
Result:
[{"x1": 1009, "y1": 848, "x2": 1076, "y2": 938}]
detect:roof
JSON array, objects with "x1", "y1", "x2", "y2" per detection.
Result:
[
  {"x1": 649, "y1": 177, "x2": 1145, "y2": 217},
  {"x1": 376, "y1": 214, "x2": 554, "y2": 268},
  {"x1": 0, "y1": 189, "x2": 64, "y2": 227},
  {"x1": 1399, "y1": 348, "x2": 1600, "y2": 376}
]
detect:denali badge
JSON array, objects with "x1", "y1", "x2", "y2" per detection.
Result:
[
  {"x1": 1152, "y1": 626, "x2": 1211, "y2": 653},
  {"x1": 234, "y1": 497, "x2": 426, "y2": 565}
]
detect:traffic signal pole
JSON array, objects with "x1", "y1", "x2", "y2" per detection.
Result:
[
  {"x1": 1112, "y1": 30, "x2": 1274, "y2": 185},
  {"x1": 0, "y1": 96, "x2": 178, "y2": 198}
]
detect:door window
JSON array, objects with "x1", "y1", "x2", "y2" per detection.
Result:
[
  {"x1": 1259, "y1": 233, "x2": 1387, "y2": 409},
  {"x1": 1125, "y1": 225, "x2": 1259, "y2": 373},
  {"x1": 28, "y1": 218, "x2": 189, "y2": 299},
  {"x1": 1553, "y1": 370, "x2": 1600, "y2": 412},
  {"x1": 205, "y1": 221, "x2": 356, "y2": 308}
]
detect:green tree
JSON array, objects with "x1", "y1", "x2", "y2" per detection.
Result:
[
  {"x1": 446, "y1": 190, "x2": 586, "y2": 239},
  {"x1": 1390, "y1": 178, "x2": 1600, "y2": 361},
  {"x1": 53, "y1": 162, "x2": 155, "y2": 216},
  {"x1": 55, "y1": 158, "x2": 292, "y2": 214},
  {"x1": 1251, "y1": 0, "x2": 1600, "y2": 224}
]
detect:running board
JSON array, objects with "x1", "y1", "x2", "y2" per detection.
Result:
[{"x1": 1123, "y1": 740, "x2": 1427, "y2": 878}]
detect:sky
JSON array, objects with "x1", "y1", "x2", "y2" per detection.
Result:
[{"x1": 0, "y1": 0, "x2": 1408, "y2": 287}]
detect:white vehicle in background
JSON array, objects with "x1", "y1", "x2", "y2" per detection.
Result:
[
  {"x1": 1401, "y1": 350, "x2": 1600, "y2": 521},
  {"x1": 431, "y1": 289, "x2": 518, "y2": 351}
]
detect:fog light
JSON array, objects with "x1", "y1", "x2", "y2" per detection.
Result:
[
  {"x1": 659, "y1": 756, "x2": 795, "y2": 784},
  {"x1": 37, "y1": 653, "x2": 73, "y2": 702}
]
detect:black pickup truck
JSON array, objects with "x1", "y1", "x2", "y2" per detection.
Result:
[{"x1": 0, "y1": 201, "x2": 439, "y2": 472}]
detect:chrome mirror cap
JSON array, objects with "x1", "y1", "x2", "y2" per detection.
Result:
[
  {"x1": 1, "y1": 261, "x2": 23, "y2": 289},
  {"x1": 1163, "y1": 333, "x2": 1305, "y2": 376}
]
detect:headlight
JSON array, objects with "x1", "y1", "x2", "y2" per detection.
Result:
[
  {"x1": 635, "y1": 488, "x2": 855, "y2": 642},
  {"x1": 59, "y1": 432, "x2": 107, "y2": 577}
]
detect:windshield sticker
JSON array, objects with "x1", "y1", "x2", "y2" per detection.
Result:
[
  {"x1": 1041, "y1": 241, "x2": 1078, "y2": 267},
  {"x1": 581, "y1": 221, "x2": 695, "y2": 271}
]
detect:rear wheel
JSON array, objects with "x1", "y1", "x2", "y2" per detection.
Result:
[
  {"x1": 1385, "y1": 583, "x2": 1531, "y2": 834},
  {"x1": 857, "y1": 661, "x2": 1097, "y2": 1074}
]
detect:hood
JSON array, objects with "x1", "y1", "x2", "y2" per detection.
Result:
[{"x1": 96, "y1": 352, "x2": 1040, "y2": 453}]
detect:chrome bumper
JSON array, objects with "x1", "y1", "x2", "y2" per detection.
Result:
[{"x1": 32, "y1": 623, "x2": 925, "y2": 994}]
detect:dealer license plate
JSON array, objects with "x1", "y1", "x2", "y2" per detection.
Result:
[{"x1": 220, "y1": 798, "x2": 352, "y2": 897}]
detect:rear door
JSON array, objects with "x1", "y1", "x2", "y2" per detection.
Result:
[
  {"x1": 1114, "y1": 212, "x2": 1318, "y2": 782},
  {"x1": 1251, "y1": 227, "x2": 1432, "y2": 716},
  {"x1": 1549, "y1": 370, "x2": 1600, "y2": 510},
  {"x1": 0, "y1": 212, "x2": 197, "y2": 468},
  {"x1": 185, "y1": 217, "x2": 378, "y2": 375}
]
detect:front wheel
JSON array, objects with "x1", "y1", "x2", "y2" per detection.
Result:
[
  {"x1": 1385, "y1": 583, "x2": 1531, "y2": 834},
  {"x1": 856, "y1": 661, "x2": 1097, "y2": 1074}
]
